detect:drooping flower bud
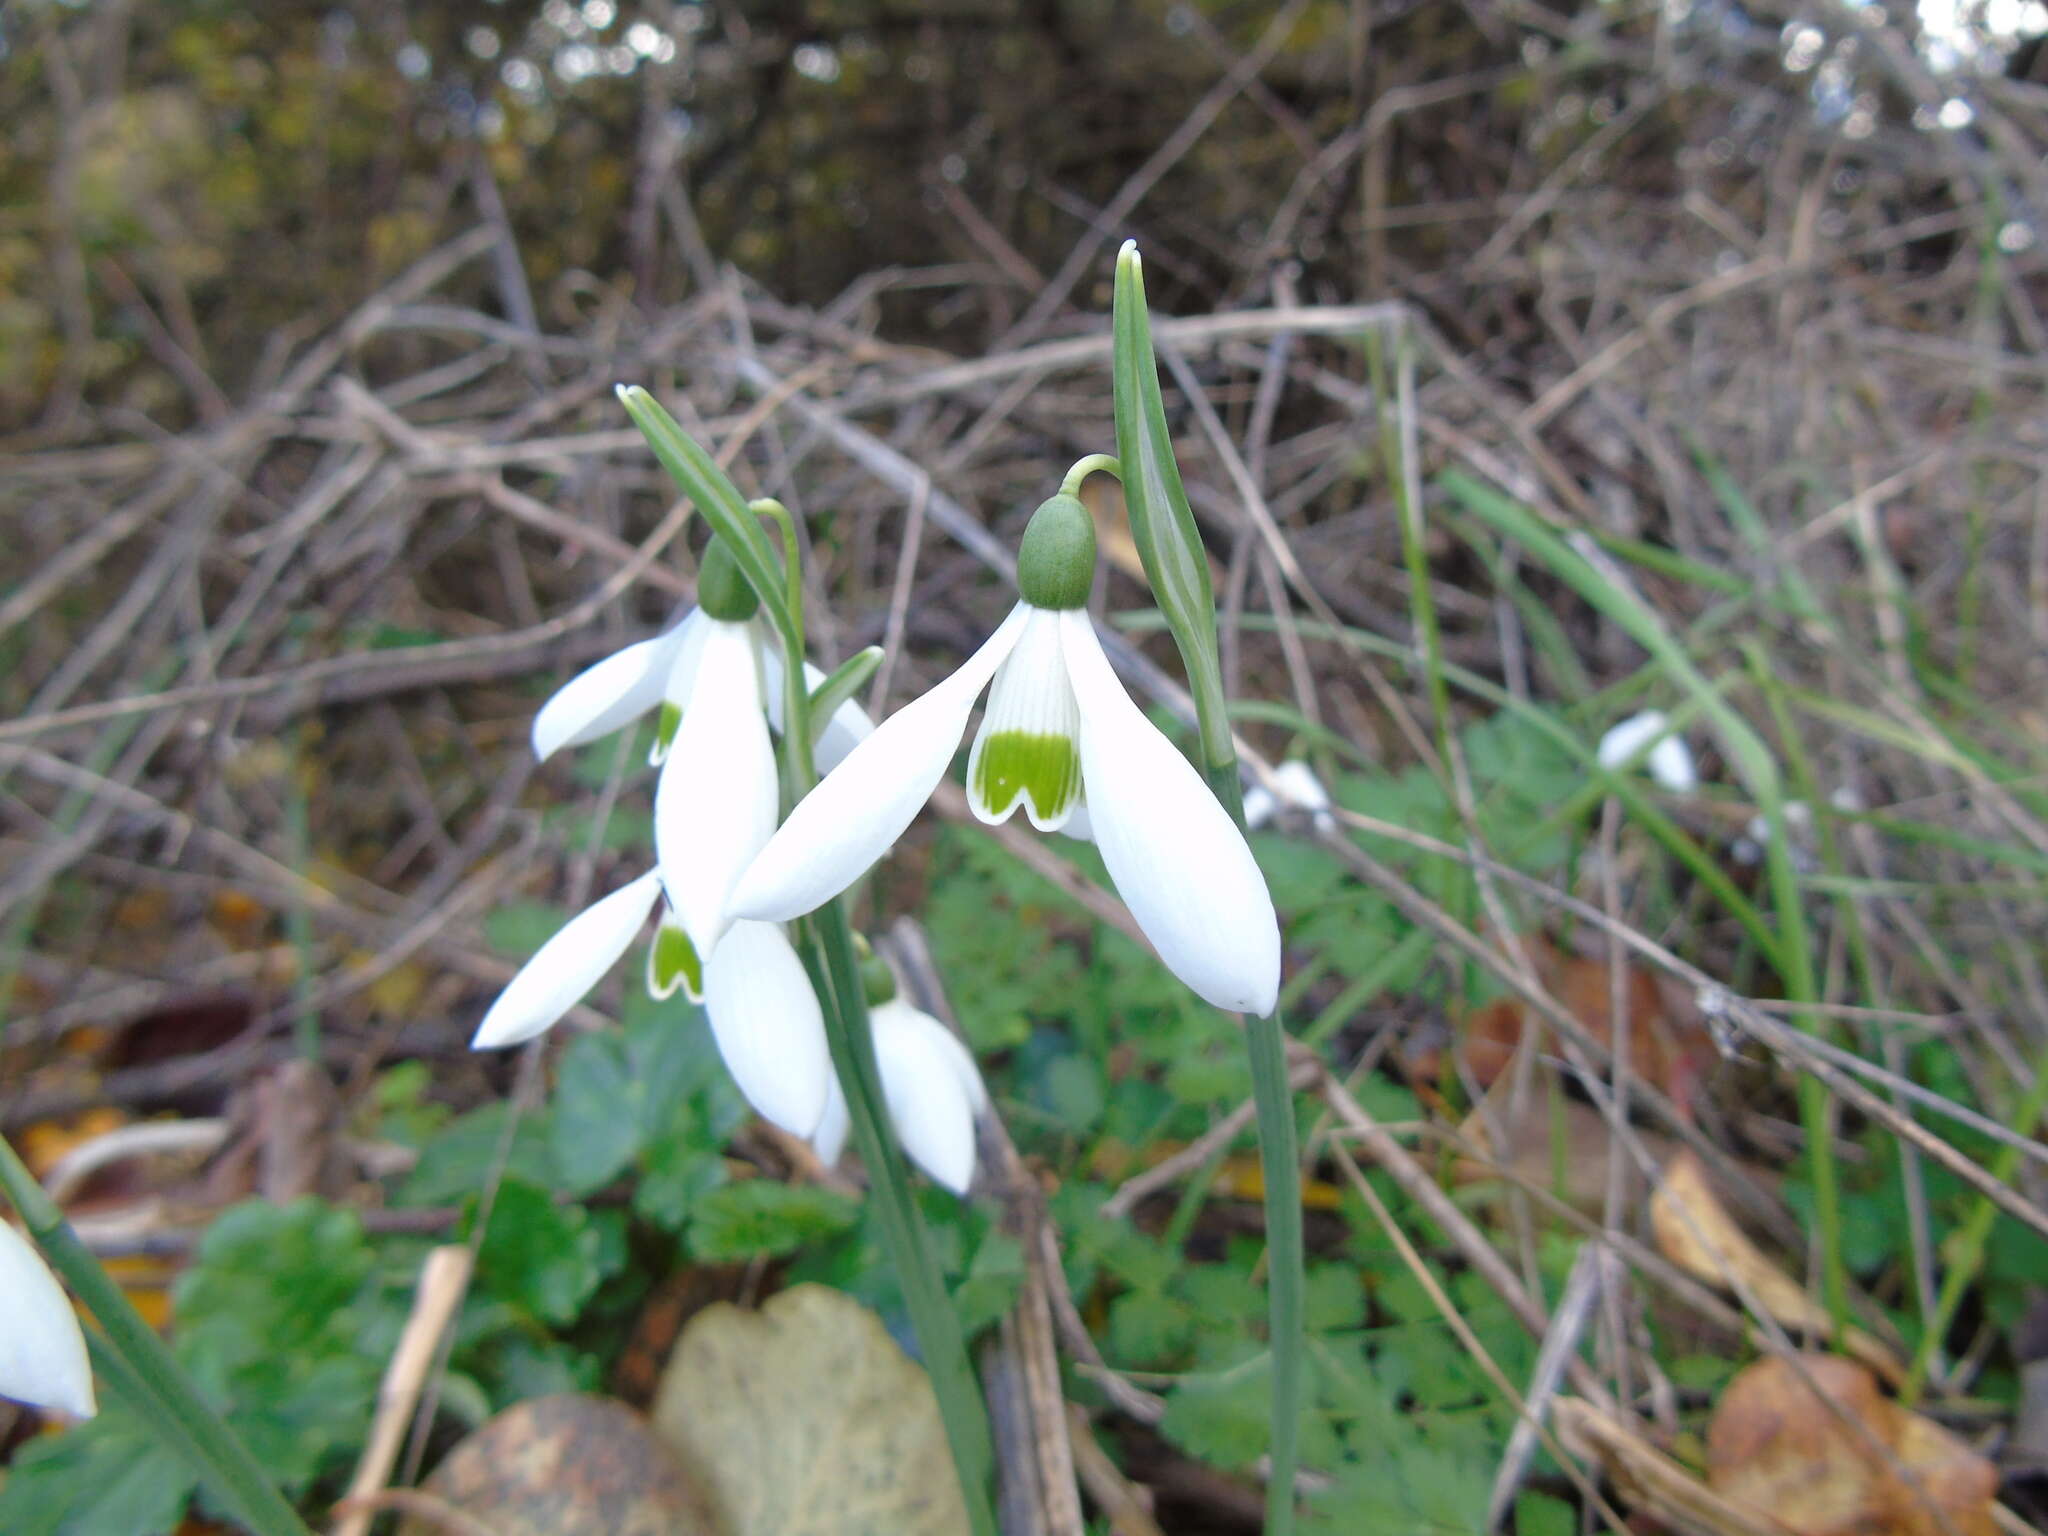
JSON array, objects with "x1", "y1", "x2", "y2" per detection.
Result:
[
  {"x1": 696, "y1": 534, "x2": 760, "y2": 622},
  {"x1": 1015, "y1": 493, "x2": 1096, "y2": 611}
]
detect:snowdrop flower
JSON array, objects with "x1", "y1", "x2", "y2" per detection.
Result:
[
  {"x1": 0, "y1": 1220, "x2": 94, "y2": 1419},
  {"x1": 528, "y1": 538, "x2": 871, "y2": 998},
  {"x1": 1595, "y1": 710, "x2": 1698, "y2": 793},
  {"x1": 810, "y1": 994, "x2": 989, "y2": 1196},
  {"x1": 732, "y1": 493, "x2": 1280, "y2": 1016},
  {"x1": 1243, "y1": 759, "x2": 1335, "y2": 834},
  {"x1": 470, "y1": 869, "x2": 833, "y2": 1144}
]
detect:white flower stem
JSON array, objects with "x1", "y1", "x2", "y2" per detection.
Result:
[{"x1": 0, "y1": 1136, "x2": 313, "y2": 1536}]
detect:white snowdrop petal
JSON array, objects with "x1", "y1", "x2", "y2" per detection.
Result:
[
  {"x1": 703, "y1": 921, "x2": 831, "y2": 1139},
  {"x1": 654, "y1": 620, "x2": 780, "y2": 965},
  {"x1": 0, "y1": 1221, "x2": 94, "y2": 1419},
  {"x1": 531, "y1": 614, "x2": 696, "y2": 763},
  {"x1": 1060, "y1": 802, "x2": 1094, "y2": 843},
  {"x1": 730, "y1": 603, "x2": 1031, "y2": 922},
  {"x1": 1273, "y1": 760, "x2": 1332, "y2": 815},
  {"x1": 1598, "y1": 711, "x2": 1696, "y2": 793},
  {"x1": 1241, "y1": 784, "x2": 1277, "y2": 830},
  {"x1": 1595, "y1": 710, "x2": 1668, "y2": 770},
  {"x1": 649, "y1": 609, "x2": 715, "y2": 765},
  {"x1": 1596, "y1": 709, "x2": 1697, "y2": 791},
  {"x1": 472, "y1": 871, "x2": 664, "y2": 1049},
  {"x1": 1249, "y1": 761, "x2": 1336, "y2": 834},
  {"x1": 871, "y1": 1000, "x2": 980, "y2": 1195},
  {"x1": 1060, "y1": 611, "x2": 1281, "y2": 1017},
  {"x1": 965, "y1": 606, "x2": 1084, "y2": 831},
  {"x1": 908, "y1": 1004, "x2": 990, "y2": 1114},
  {"x1": 811, "y1": 1076, "x2": 849, "y2": 1168},
  {"x1": 1645, "y1": 734, "x2": 1699, "y2": 793}
]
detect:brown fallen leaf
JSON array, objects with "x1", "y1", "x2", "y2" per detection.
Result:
[
  {"x1": 1455, "y1": 1084, "x2": 1685, "y2": 1212},
  {"x1": 1417, "y1": 937, "x2": 1717, "y2": 1119},
  {"x1": 397, "y1": 1393, "x2": 720, "y2": 1536},
  {"x1": 1555, "y1": 1396, "x2": 1786, "y2": 1536},
  {"x1": 1651, "y1": 1150, "x2": 1902, "y2": 1382},
  {"x1": 652, "y1": 1283, "x2": 969, "y2": 1536},
  {"x1": 1081, "y1": 476, "x2": 1148, "y2": 586},
  {"x1": 1707, "y1": 1354, "x2": 1997, "y2": 1536}
]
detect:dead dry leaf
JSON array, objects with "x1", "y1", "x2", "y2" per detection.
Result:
[
  {"x1": 400, "y1": 1393, "x2": 720, "y2": 1536},
  {"x1": 652, "y1": 1283, "x2": 969, "y2": 1536},
  {"x1": 1707, "y1": 1354, "x2": 1997, "y2": 1536},
  {"x1": 1080, "y1": 477, "x2": 1147, "y2": 585},
  {"x1": 1421, "y1": 937, "x2": 1717, "y2": 1118},
  {"x1": 1554, "y1": 1396, "x2": 1787, "y2": 1536},
  {"x1": 1652, "y1": 1151, "x2": 1901, "y2": 1382},
  {"x1": 1455, "y1": 1087, "x2": 1684, "y2": 1211}
]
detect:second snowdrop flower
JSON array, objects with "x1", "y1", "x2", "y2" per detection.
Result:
[
  {"x1": 469, "y1": 870, "x2": 833, "y2": 1147},
  {"x1": 527, "y1": 537, "x2": 871, "y2": 998},
  {"x1": 733, "y1": 493, "x2": 1280, "y2": 1017}
]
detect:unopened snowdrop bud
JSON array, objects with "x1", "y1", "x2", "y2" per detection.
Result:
[
  {"x1": 0, "y1": 1221, "x2": 94, "y2": 1420},
  {"x1": 811, "y1": 1000, "x2": 989, "y2": 1196},
  {"x1": 1596, "y1": 710, "x2": 1698, "y2": 793},
  {"x1": 701, "y1": 921, "x2": 832, "y2": 1142},
  {"x1": 1015, "y1": 493, "x2": 1096, "y2": 610}
]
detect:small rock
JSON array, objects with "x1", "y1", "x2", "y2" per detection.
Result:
[{"x1": 401, "y1": 1393, "x2": 722, "y2": 1536}]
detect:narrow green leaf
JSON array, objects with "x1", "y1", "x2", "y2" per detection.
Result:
[
  {"x1": 613, "y1": 385, "x2": 795, "y2": 643},
  {"x1": 807, "y1": 645, "x2": 882, "y2": 741},
  {"x1": 1111, "y1": 243, "x2": 1232, "y2": 776}
]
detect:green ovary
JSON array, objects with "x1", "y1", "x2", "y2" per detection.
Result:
[
  {"x1": 974, "y1": 730, "x2": 1081, "y2": 822},
  {"x1": 651, "y1": 923, "x2": 702, "y2": 999}
]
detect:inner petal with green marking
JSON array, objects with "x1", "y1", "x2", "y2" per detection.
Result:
[
  {"x1": 646, "y1": 911, "x2": 703, "y2": 1001},
  {"x1": 972, "y1": 731, "x2": 1082, "y2": 827},
  {"x1": 650, "y1": 700, "x2": 683, "y2": 763},
  {"x1": 966, "y1": 605, "x2": 1084, "y2": 831}
]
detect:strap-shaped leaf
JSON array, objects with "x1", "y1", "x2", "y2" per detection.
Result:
[
  {"x1": 1110, "y1": 243, "x2": 1235, "y2": 788},
  {"x1": 615, "y1": 386, "x2": 796, "y2": 646},
  {"x1": 807, "y1": 646, "x2": 882, "y2": 744}
]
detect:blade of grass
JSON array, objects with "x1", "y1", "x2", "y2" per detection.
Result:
[{"x1": 1450, "y1": 469, "x2": 1849, "y2": 1336}]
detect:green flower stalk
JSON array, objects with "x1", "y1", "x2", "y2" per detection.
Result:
[
  {"x1": 0, "y1": 1137, "x2": 314, "y2": 1536},
  {"x1": 1112, "y1": 240, "x2": 1305, "y2": 1534},
  {"x1": 608, "y1": 389, "x2": 1001, "y2": 1536}
]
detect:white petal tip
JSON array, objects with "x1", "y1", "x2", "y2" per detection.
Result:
[
  {"x1": 0, "y1": 1224, "x2": 96, "y2": 1420},
  {"x1": 472, "y1": 871, "x2": 663, "y2": 1051}
]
